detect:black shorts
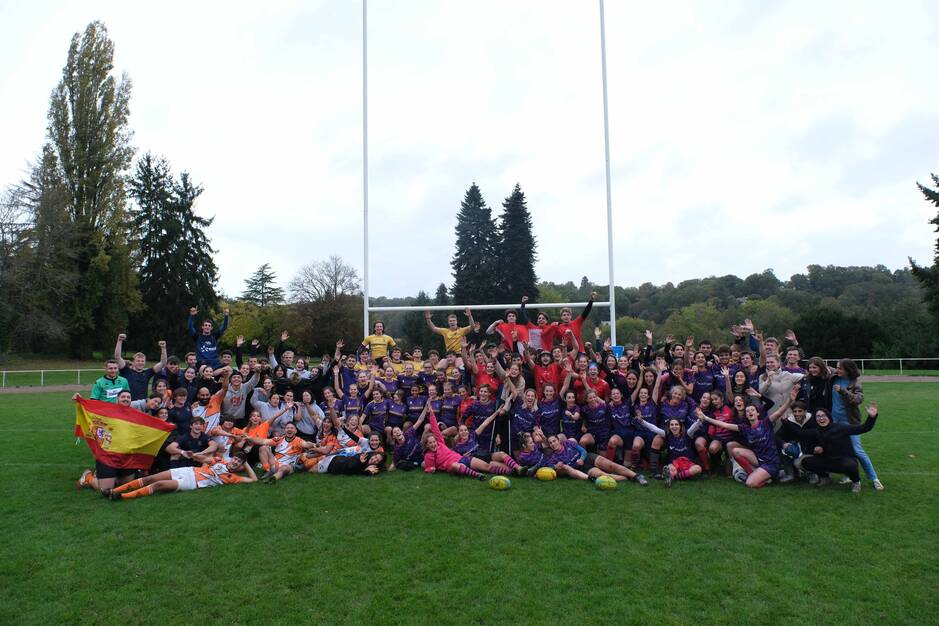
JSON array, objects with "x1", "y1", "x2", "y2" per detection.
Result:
[
  {"x1": 95, "y1": 460, "x2": 135, "y2": 480},
  {"x1": 580, "y1": 453, "x2": 599, "y2": 472}
]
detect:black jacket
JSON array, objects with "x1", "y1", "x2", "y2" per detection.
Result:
[{"x1": 793, "y1": 414, "x2": 877, "y2": 458}]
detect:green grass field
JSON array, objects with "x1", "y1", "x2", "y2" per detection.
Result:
[{"x1": 1, "y1": 383, "x2": 937, "y2": 625}]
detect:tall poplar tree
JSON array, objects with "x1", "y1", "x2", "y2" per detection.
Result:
[
  {"x1": 46, "y1": 21, "x2": 139, "y2": 357},
  {"x1": 496, "y1": 183, "x2": 538, "y2": 302},
  {"x1": 451, "y1": 183, "x2": 501, "y2": 305}
]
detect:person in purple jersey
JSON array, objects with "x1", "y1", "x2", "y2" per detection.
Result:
[
  {"x1": 710, "y1": 345, "x2": 733, "y2": 392},
  {"x1": 579, "y1": 389, "x2": 612, "y2": 453},
  {"x1": 629, "y1": 386, "x2": 661, "y2": 470},
  {"x1": 439, "y1": 382, "x2": 461, "y2": 431},
  {"x1": 390, "y1": 402, "x2": 428, "y2": 471},
  {"x1": 560, "y1": 390, "x2": 582, "y2": 440},
  {"x1": 636, "y1": 415, "x2": 705, "y2": 487},
  {"x1": 545, "y1": 434, "x2": 647, "y2": 485},
  {"x1": 386, "y1": 389, "x2": 408, "y2": 431},
  {"x1": 425, "y1": 384, "x2": 443, "y2": 426},
  {"x1": 516, "y1": 432, "x2": 552, "y2": 471},
  {"x1": 606, "y1": 387, "x2": 634, "y2": 464},
  {"x1": 362, "y1": 388, "x2": 390, "y2": 441},
  {"x1": 735, "y1": 352, "x2": 762, "y2": 390},
  {"x1": 508, "y1": 387, "x2": 539, "y2": 449},
  {"x1": 782, "y1": 346, "x2": 805, "y2": 374},
  {"x1": 699, "y1": 384, "x2": 799, "y2": 488},
  {"x1": 397, "y1": 362, "x2": 420, "y2": 399},
  {"x1": 452, "y1": 405, "x2": 523, "y2": 475},
  {"x1": 536, "y1": 383, "x2": 562, "y2": 438},
  {"x1": 461, "y1": 385, "x2": 500, "y2": 457},
  {"x1": 375, "y1": 364, "x2": 399, "y2": 397},
  {"x1": 689, "y1": 351, "x2": 715, "y2": 401},
  {"x1": 319, "y1": 387, "x2": 344, "y2": 421}
]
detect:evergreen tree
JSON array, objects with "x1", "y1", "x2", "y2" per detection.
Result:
[
  {"x1": 496, "y1": 184, "x2": 538, "y2": 302},
  {"x1": 128, "y1": 153, "x2": 218, "y2": 352},
  {"x1": 451, "y1": 183, "x2": 502, "y2": 305},
  {"x1": 45, "y1": 21, "x2": 140, "y2": 357},
  {"x1": 910, "y1": 173, "x2": 939, "y2": 319},
  {"x1": 402, "y1": 290, "x2": 434, "y2": 348},
  {"x1": 433, "y1": 283, "x2": 450, "y2": 306},
  {"x1": 242, "y1": 263, "x2": 285, "y2": 307}
]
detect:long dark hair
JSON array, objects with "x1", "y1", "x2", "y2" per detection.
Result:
[
  {"x1": 838, "y1": 358, "x2": 860, "y2": 380},
  {"x1": 807, "y1": 357, "x2": 829, "y2": 380}
]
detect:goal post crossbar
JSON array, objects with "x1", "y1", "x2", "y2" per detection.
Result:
[{"x1": 367, "y1": 301, "x2": 611, "y2": 313}]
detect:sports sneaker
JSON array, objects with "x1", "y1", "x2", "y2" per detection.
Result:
[
  {"x1": 779, "y1": 470, "x2": 794, "y2": 484},
  {"x1": 652, "y1": 472, "x2": 663, "y2": 480},
  {"x1": 873, "y1": 479, "x2": 884, "y2": 491},
  {"x1": 807, "y1": 473, "x2": 819, "y2": 485},
  {"x1": 477, "y1": 474, "x2": 487, "y2": 481},
  {"x1": 77, "y1": 469, "x2": 92, "y2": 489},
  {"x1": 816, "y1": 477, "x2": 832, "y2": 487},
  {"x1": 635, "y1": 474, "x2": 648, "y2": 486},
  {"x1": 108, "y1": 490, "x2": 123, "y2": 501},
  {"x1": 663, "y1": 466, "x2": 673, "y2": 488},
  {"x1": 851, "y1": 481, "x2": 861, "y2": 493},
  {"x1": 525, "y1": 466, "x2": 538, "y2": 477},
  {"x1": 839, "y1": 476, "x2": 852, "y2": 485}
]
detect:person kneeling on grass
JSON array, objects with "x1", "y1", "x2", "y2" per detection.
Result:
[
  {"x1": 109, "y1": 452, "x2": 256, "y2": 500},
  {"x1": 697, "y1": 385, "x2": 799, "y2": 489},
  {"x1": 790, "y1": 403, "x2": 880, "y2": 493},
  {"x1": 545, "y1": 434, "x2": 648, "y2": 485},
  {"x1": 452, "y1": 404, "x2": 524, "y2": 476}
]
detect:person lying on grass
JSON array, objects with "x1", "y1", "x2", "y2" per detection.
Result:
[
  {"x1": 545, "y1": 434, "x2": 648, "y2": 485},
  {"x1": 109, "y1": 452, "x2": 256, "y2": 500}
]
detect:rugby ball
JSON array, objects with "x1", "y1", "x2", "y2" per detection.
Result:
[
  {"x1": 489, "y1": 475, "x2": 512, "y2": 491},
  {"x1": 595, "y1": 475, "x2": 618, "y2": 491},
  {"x1": 535, "y1": 467, "x2": 557, "y2": 481}
]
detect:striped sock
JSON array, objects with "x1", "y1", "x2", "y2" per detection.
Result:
[
  {"x1": 649, "y1": 450, "x2": 661, "y2": 474},
  {"x1": 121, "y1": 486, "x2": 155, "y2": 500},
  {"x1": 113, "y1": 479, "x2": 143, "y2": 494},
  {"x1": 502, "y1": 456, "x2": 520, "y2": 470},
  {"x1": 457, "y1": 464, "x2": 482, "y2": 479},
  {"x1": 490, "y1": 464, "x2": 511, "y2": 475}
]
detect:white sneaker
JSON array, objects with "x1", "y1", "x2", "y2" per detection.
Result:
[
  {"x1": 873, "y1": 479, "x2": 884, "y2": 491},
  {"x1": 851, "y1": 481, "x2": 861, "y2": 493},
  {"x1": 839, "y1": 476, "x2": 852, "y2": 485}
]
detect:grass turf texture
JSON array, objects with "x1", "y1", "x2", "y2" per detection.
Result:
[{"x1": 1, "y1": 384, "x2": 936, "y2": 625}]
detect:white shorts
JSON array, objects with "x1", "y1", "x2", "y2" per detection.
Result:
[
  {"x1": 317, "y1": 456, "x2": 334, "y2": 474},
  {"x1": 170, "y1": 467, "x2": 198, "y2": 492}
]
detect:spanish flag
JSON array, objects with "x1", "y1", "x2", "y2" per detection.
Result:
[{"x1": 74, "y1": 397, "x2": 175, "y2": 469}]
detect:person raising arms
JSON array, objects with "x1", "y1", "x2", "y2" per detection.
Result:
[
  {"x1": 555, "y1": 291, "x2": 597, "y2": 353},
  {"x1": 113, "y1": 334, "x2": 168, "y2": 400},
  {"x1": 187, "y1": 306, "x2": 229, "y2": 369},
  {"x1": 361, "y1": 320, "x2": 397, "y2": 362},
  {"x1": 424, "y1": 308, "x2": 476, "y2": 356}
]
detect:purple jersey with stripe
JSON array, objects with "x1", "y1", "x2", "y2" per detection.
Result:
[
  {"x1": 512, "y1": 398, "x2": 538, "y2": 434},
  {"x1": 387, "y1": 401, "x2": 407, "y2": 427},
  {"x1": 464, "y1": 400, "x2": 497, "y2": 452},
  {"x1": 582, "y1": 402, "x2": 611, "y2": 442},
  {"x1": 537, "y1": 399, "x2": 562, "y2": 437},
  {"x1": 343, "y1": 396, "x2": 362, "y2": 419},
  {"x1": 561, "y1": 404, "x2": 581, "y2": 439},
  {"x1": 631, "y1": 401, "x2": 658, "y2": 427},
  {"x1": 740, "y1": 417, "x2": 781, "y2": 468},
  {"x1": 364, "y1": 399, "x2": 389, "y2": 431},
  {"x1": 548, "y1": 439, "x2": 583, "y2": 466},
  {"x1": 666, "y1": 432, "x2": 696, "y2": 463},
  {"x1": 397, "y1": 374, "x2": 419, "y2": 398},
  {"x1": 393, "y1": 426, "x2": 422, "y2": 464},
  {"x1": 378, "y1": 378, "x2": 398, "y2": 397},
  {"x1": 691, "y1": 368, "x2": 715, "y2": 401},
  {"x1": 610, "y1": 402, "x2": 633, "y2": 437},
  {"x1": 518, "y1": 446, "x2": 550, "y2": 469},
  {"x1": 659, "y1": 398, "x2": 697, "y2": 430},
  {"x1": 339, "y1": 366, "x2": 357, "y2": 393},
  {"x1": 711, "y1": 363, "x2": 730, "y2": 395},
  {"x1": 407, "y1": 395, "x2": 427, "y2": 421},
  {"x1": 440, "y1": 396, "x2": 461, "y2": 427},
  {"x1": 453, "y1": 431, "x2": 479, "y2": 457}
]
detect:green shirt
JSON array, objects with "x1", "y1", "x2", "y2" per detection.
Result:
[{"x1": 91, "y1": 375, "x2": 130, "y2": 403}]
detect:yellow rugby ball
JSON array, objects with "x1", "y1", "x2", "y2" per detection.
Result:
[
  {"x1": 535, "y1": 467, "x2": 557, "y2": 481},
  {"x1": 595, "y1": 475, "x2": 618, "y2": 491},
  {"x1": 488, "y1": 475, "x2": 511, "y2": 490}
]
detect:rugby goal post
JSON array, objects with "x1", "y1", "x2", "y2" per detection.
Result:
[{"x1": 360, "y1": 0, "x2": 618, "y2": 344}]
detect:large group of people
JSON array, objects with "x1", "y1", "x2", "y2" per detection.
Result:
[{"x1": 75, "y1": 293, "x2": 885, "y2": 501}]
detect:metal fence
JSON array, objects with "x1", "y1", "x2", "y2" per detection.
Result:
[{"x1": 2, "y1": 358, "x2": 939, "y2": 389}]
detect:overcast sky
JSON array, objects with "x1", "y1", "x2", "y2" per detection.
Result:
[{"x1": 1, "y1": 1, "x2": 937, "y2": 299}]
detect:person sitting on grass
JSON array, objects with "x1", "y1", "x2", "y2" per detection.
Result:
[
  {"x1": 390, "y1": 403, "x2": 429, "y2": 471},
  {"x1": 109, "y1": 452, "x2": 256, "y2": 500},
  {"x1": 249, "y1": 422, "x2": 318, "y2": 483},
  {"x1": 422, "y1": 410, "x2": 488, "y2": 481},
  {"x1": 451, "y1": 404, "x2": 524, "y2": 476},
  {"x1": 164, "y1": 416, "x2": 218, "y2": 468},
  {"x1": 633, "y1": 416, "x2": 704, "y2": 488}
]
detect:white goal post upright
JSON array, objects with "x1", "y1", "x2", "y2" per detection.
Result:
[{"x1": 361, "y1": 0, "x2": 617, "y2": 344}]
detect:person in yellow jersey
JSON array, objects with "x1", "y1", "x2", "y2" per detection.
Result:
[
  {"x1": 424, "y1": 308, "x2": 475, "y2": 355},
  {"x1": 360, "y1": 320, "x2": 396, "y2": 361}
]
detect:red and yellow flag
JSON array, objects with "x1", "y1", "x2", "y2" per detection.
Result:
[{"x1": 74, "y1": 397, "x2": 175, "y2": 470}]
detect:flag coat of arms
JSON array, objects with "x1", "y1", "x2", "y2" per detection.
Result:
[{"x1": 74, "y1": 397, "x2": 175, "y2": 469}]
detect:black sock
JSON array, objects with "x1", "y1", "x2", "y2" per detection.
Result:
[{"x1": 649, "y1": 450, "x2": 660, "y2": 474}]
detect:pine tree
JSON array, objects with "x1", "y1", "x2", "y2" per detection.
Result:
[
  {"x1": 45, "y1": 21, "x2": 140, "y2": 357},
  {"x1": 433, "y1": 283, "x2": 450, "y2": 306},
  {"x1": 910, "y1": 173, "x2": 939, "y2": 319},
  {"x1": 242, "y1": 263, "x2": 285, "y2": 307},
  {"x1": 403, "y1": 290, "x2": 434, "y2": 348},
  {"x1": 128, "y1": 153, "x2": 218, "y2": 352},
  {"x1": 451, "y1": 183, "x2": 502, "y2": 305},
  {"x1": 496, "y1": 183, "x2": 538, "y2": 302}
]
